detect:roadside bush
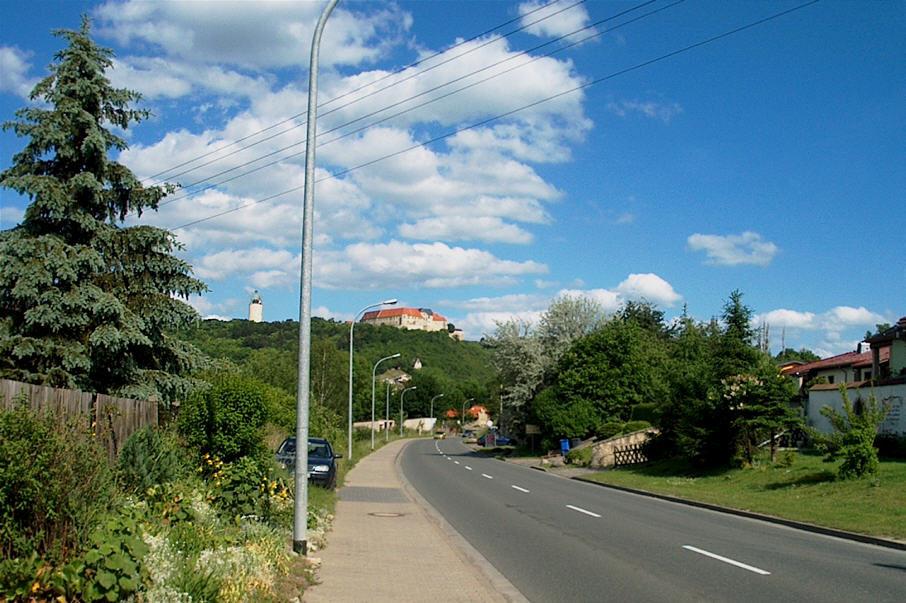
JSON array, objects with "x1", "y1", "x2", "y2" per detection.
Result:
[
  {"x1": 623, "y1": 420, "x2": 652, "y2": 433},
  {"x1": 566, "y1": 446, "x2": 593, "y2": 466},
  {"x1": 0, "y1": 401, "x2": 114, "y2": 563},
  {"x1": 116, "y1": 426, "x2": 191, "y2": 494},
  {"x1": 811, "y1": 386, "x2": 888, "y2": 479},
  {"x1": 596, "y1": 421, "x2": 625, "y2": 440},
  {"x1": 179, "y1": 373, "x2": 268, "y2": 462}
]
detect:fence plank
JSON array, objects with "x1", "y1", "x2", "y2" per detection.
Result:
[{"x1": 1, "y1": 378, "x2": 158, "y2": 459}]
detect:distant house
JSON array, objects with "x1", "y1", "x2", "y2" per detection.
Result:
[
  {"x1": 781, "y1": 346, "x2": 888, "y2": 390},
  {"x1": 360, "y1": 307, "x2": 449, "y2": 334},
  {"x1": 788, "y1": 316, "x2": 906, "y2": 436}
]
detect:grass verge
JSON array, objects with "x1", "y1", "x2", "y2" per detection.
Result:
[{"x1": 578, "y1": 451, "x2": 906, "y2": 542}]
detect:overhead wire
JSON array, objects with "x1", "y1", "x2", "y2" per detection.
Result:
[
  {"x1": 144, "y1": 0, "x2": 585, "y2": 185},
  {"x1": 172, "y1": 0, "x2": 820, "y2": 231},
  {"x1": 157, "y1": 0, "x2": 661, "y2": 207}
]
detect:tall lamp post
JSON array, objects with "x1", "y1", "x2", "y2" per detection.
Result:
[
  {"x1": 348, "y1": 299, "x2": 397, "y2": 458},
  {"x1": 372, "y1": 353, "x2": 400, "y2": 449},
  {"x1": 461, "y1": 397, "x2": 474, "y2": 431},
  {"x1": 385, "y1": 380, "x2": 393, "y2": 442},
  {"x1": 400, "y1": 386, "x2": 417, "y2": 436},
  {"x1": 430, "y1": 393, "x2": 444, "y2": 428},
  {"x1": 294, "y1": 0, "x2": 338, "y2": 557}
]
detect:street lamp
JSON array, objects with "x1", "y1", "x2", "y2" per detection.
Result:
[
  {"x1": 372, "y1": 353, "x2": 400, "y2": 449},
  {"x1": 462, "y1": 397, "x2": 474, "y2": 430},
  {"x1": 348, "y1": 299, "x2": 397, "y2": 458},
  {"x1": 294, "y1": 0, "x2": 338, "y2": 557},
  {"x1": 430, "y1": 393, "x2": 444, "y2": 429},
  {"x1": 400, "y1": 386, "x2": 417, "y2": 436},
  {"x1": 385, "y1": 380, "x2": 392, "y2": 442}
]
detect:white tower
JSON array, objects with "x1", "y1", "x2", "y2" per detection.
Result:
[{"x1": 248, "y1": 290, "x2": 263, "y2": 323}]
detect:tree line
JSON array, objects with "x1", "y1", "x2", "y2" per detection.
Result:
[{"x1": 486, "y1": 293, "x2": 802, "y2": 467}]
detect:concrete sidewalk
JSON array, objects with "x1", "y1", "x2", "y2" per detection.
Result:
[{"x1": 303, "y1": 439, "x2": 526, "y2": 602}]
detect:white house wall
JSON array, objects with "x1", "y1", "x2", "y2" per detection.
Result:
[{"x1": 807, "y1": 383, "x2": 906, "y2": 436}]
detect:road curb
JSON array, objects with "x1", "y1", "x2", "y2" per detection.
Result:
[{"x1": 572, "y1": 476, "x2": 906, "y2": 552}]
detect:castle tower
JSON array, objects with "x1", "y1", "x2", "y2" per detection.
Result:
[{"x1": 248, "y1": 290, "x2": 263, "y2": 323}]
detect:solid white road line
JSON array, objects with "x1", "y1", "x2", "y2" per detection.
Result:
[
  {"x1": 511, "y1": 485, "x2": 530, "y2": 493},
  {"x1": 482, "y1": 473, "x2": 493, "y2": 479},
  {"x1": 682, "y1": 545, "x2": 771, "y2": 575},
  {"x1": 566, "y1": 504, "x2": 601, "y2": 518}
]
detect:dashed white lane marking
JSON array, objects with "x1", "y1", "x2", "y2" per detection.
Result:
[
  {"x1": 454, "y1": 460, "x2": 460, "y2": 465},
  {"x1": 682, "y1": 545, "x2": 771, "y2": 575},
  {"x1": 566, "y1": 504, "x2": 601, "y2": 518},
  {"x1": 512, "y1": 485, "x2": 530, "y2": 493},
  {"x1": 465, "y1": 466, "x2": 473, "y2": 471},
  {"x1": 482, "y1": 473, "x2": 493, "y2": 479}
]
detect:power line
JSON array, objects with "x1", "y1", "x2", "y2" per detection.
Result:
[
  {"x1": 173, "y1": 0, "x2": 820, "y2": 231},
  {"x1": 144, "y1": 0, "x2": 584, "y2": 185},
  {"x1": 157, "y1": 0, "x2": 661, "y2": 207}
]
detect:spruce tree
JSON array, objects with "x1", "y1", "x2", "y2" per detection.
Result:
[{"x1": 0, "y1": 17, "x2": 207, "y2": 403}]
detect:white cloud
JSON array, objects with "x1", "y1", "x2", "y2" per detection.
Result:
[
  {"x1": 398, "y1": 216, "x2": 533, "y2": 244},
  {"x1": 687, "y1": 231, "x2": 779, "y2": 266},
  {"x1": 314, "y1": 240, "x2": 548, "y2": 290},
  {"x1": 0, "y1": 46, "x2": 36, "y2": 97},
  {"x1": 518, "y1": 1, "x2": 594, "y2": 42},
  {"x1": 193, "y1": 248, "x2": 299, "y2": 284},
  {"x1": 757, "y1": 309, "x2": 817, "y2": 330},
  {"x1": 615, "y1": 273, "x2": 683, "y2": 307},
  {"x1": 755, "y1": 305, "x2": 888, "y2": 357},
  {"x1": 0, "y1": 203, "x2": 25, "y2": 230},
  {"x1": 96, "y1": 0, "x2": 411, "y2": 70},
  {"x1": 607, "y1": 100, "x2": 683, "y2": 123}
]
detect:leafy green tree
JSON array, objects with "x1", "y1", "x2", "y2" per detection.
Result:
[
  {"x1": 714, "y1": 290, "x2": 760, "y2": 379},
  {"x1": 717, "y1": 362, "x2": 800, "y2": 464},
  {"x1": 555, "y1": 317, "x2": 669, "y2": 436},
  {"x1": 775, "y1": 347, "x2": 820, "y2": 363},
  {"x1": 179, "y1": 373, "x2": 268, "y2": 462},
  {"x1": 0, "y1": 18, "x2": 206, "y2": 403}
]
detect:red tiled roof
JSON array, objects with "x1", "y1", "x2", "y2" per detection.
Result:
[{"x1": 784, "y1": 347, "x2": 889, "y2": 375}]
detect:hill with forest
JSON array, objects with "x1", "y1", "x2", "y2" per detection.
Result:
[{"x1": 182, "y1": 318, "x2": 499, "y2": 422}]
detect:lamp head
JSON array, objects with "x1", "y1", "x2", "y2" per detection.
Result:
[{"x1": 382, "y1": 298, "x2": 398, "y2": 305}]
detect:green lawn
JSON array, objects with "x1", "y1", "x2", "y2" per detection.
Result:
[{"x1": 578, "y1": 452, "x2": 906, "y2": 542}]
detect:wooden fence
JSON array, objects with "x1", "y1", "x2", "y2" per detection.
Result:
[
  {"x1": 0, "y1": 379, "x2": 158, "y2": 459},
  {"x1": 614, "y1": 442, "x2": 648, "y2": 467}
]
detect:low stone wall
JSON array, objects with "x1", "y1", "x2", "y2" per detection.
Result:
[{"x1": 590, "y1": 428, "x2": 659, "y2": 468}]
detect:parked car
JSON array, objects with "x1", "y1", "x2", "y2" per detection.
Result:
[
  {"x1": 275, "y1": 436, "x2": 342, "y2": 489},
  {"x1": 477, "y1": 433, "x2": 515, "y2": 447}
]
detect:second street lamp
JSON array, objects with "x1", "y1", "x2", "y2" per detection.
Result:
[
  {"x1": 400, "y1": 386, "x2": 417, "y2": 436},
  {"x1": 430, "y1": 393, "x2": 444, "y2": 428},
  {"x1": 348, "y1": 299, "x2": 396, "y2": 458},
  {"x1": 371, "y1": 353, "x2": 400, "y2": 450}
]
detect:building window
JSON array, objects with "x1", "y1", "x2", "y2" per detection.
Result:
[{"x1": 827, "y1": 375, "x2": 835, "y2": 384}]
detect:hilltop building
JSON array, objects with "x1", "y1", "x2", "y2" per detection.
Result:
[
  {"x1": 360, "y1": 307, "x2": 447, "y2": 333},
  {"x1": 248, "y1": 290, "x2": 263, "y2": 323}
]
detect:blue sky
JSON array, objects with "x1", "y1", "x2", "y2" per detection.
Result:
[{"x1": 1, "y1": 0, "x2": 903, "y2": 357}]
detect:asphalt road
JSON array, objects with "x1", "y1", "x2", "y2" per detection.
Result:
[{"x1": 399, "y1": 437, "x2": 906, "y2": 602}]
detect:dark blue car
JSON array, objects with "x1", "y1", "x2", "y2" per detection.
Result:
[{"x1": 275, "y1": 436, "x2": 342, "y2": 489}]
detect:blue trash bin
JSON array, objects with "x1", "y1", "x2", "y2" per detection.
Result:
[{"x1": 560, "y1": 439, "x2": 570, "y2": 456}]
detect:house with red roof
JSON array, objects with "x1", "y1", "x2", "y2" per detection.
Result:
[
  {"x1": 360, "y1": 307, "x2": 448, "y2": 333},
  {"x1": 789, "y1": 316, "x2": 906, "y2": 436}
]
